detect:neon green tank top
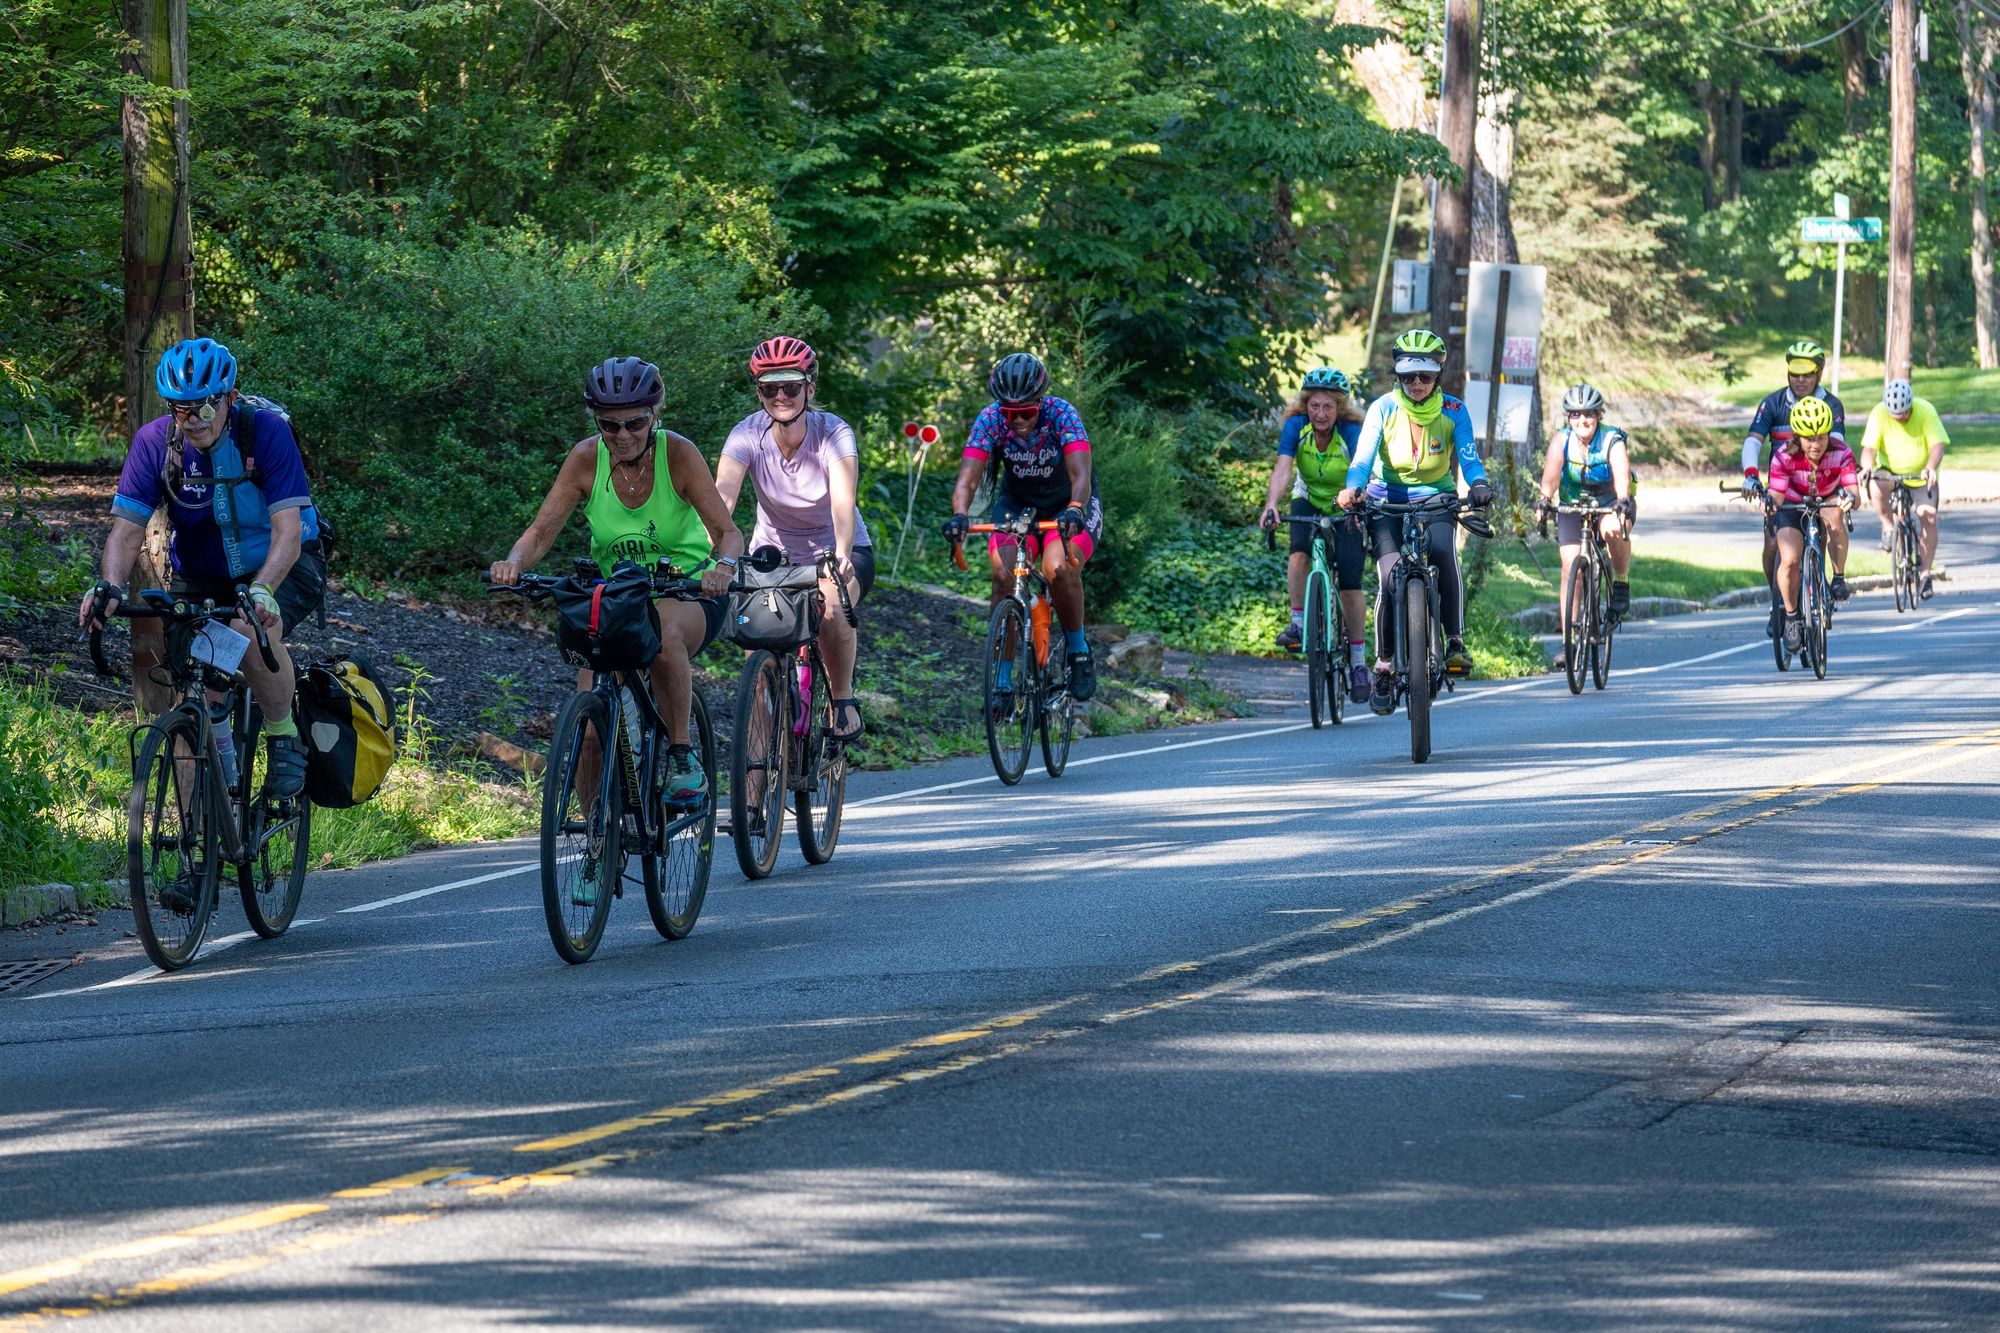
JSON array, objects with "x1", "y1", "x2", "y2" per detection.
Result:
[
  {"x1": 1294, "y1": 428, "x2": 1349, "y2": 509},
  {"x1": 584, "y1": 433, "x2": 712, "y2": 576}
]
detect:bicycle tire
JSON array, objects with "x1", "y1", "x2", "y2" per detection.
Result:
[
  {"x1": 1562, "y1": 556, "x2": 1589, "y2": 695},
  {"x1": 645, "y1": 689, "x2": 715, "y2": 938},
  {"x1": 129, "y1": 712, "x2": 219, "y2": 971},
  {"x1": 1403, "y1": 575, "x2": 1433, "y2": 764},
  {"x1": 1326, "y1": 580, "x2": 1347, "y2": 724},
  {"x1": 1807, "y1": 555, "x2": 1830, "y2": 680},
  {"x1": 1304, "y1": 572, "x2": 1329, "y2": 729},
  {"x1": 796, "y1": 660, "x2": 847, "y2": 864},
  {"x1": 730, "y1": 651, "x2": 788, "y2": 880},
  {"x1": 1894, "y1": 514, "x2": 1917, "y2": 613},
  {"x1": 541, "y1": 690, "x2": 617, "y2": 963},
  {"x1": 1039, "y1": 649, "x2": 1075, "y2": 777},
  {"x1": 1589, "y1": 555, "x2": 1611, "y2": 691},
  {"x1": 984, "y1": 599, "x2": 1034, "y2": 785},
  {"x1": 1773, "y1": 591, "x2": 1792, "y2": 671},
  {"x1": 236, "y1": 710, "x2": 311, "y2": 939}
]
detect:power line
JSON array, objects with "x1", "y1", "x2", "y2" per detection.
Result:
[{"x1": 1721, "y1": 0, "x2": 1882, "y2": 52}]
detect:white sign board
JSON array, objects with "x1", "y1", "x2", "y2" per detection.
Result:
[
  {"x1": 1459, "y1": 380, "x2": 1537, "y2": 446},
  {"x1": 1463, "y1": 262, "x2": 1547, "y2": 376},
  {"x1": 1834, "y1": 192, "x2": 1850, "y2": 220},
  {"x1": 1391, "y1": 259, "x2": 1430, "y2": 316}
]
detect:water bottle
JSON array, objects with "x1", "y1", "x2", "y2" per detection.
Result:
[{"x1": 211, "y1": 707, "x2": 239, "y2": 794}]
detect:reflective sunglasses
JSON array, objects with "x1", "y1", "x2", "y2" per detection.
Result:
[
  {"x1": 1396, "y1": 371, "x2": 1437, "y2": 386},
  {"x1": 167, "y1": 394, "x2": 228, "y2": 423},
  {"x1": 1566, "y1": 410, "x2": 1600, "y2": 420},
  {"x1": 595, "y1": 413, "x2": 653, "y2": 436},
  {"x1": 998, "y1": 401, "x2": 1043, "y2": 423},
  {"x1": 756, "y1": 381, "x2": 806, "y2": 401}
]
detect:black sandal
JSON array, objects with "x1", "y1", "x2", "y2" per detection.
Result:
[{"x1": 828, "y1": 697, "x2": 864, "y2": 744}]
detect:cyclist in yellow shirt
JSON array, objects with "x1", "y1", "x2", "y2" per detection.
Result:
[{"x1": 1859, "y1": 378, "x2": 1949, "y2": 599}]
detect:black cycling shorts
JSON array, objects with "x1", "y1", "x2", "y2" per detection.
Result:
[{"x1": 172, "y1": 545, "x2": 326, "y2": 640}]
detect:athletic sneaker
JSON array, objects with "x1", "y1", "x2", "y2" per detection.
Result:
[
  {"x1": 1783, "y1": 613, "x2": 1805, "y2": 654},
  {"x1": 264, "y1": 733, "x2": 307, "y2": 799},
  {"x1": 1274, "y1": 622, "x2": 1302, "y2": 651},
  {"x1": 1878, "y1": 528, "x2": 1893, "y2": 553},
  {"x1": 1068, "y1": 652, "x2": 1097, "y2": 702},
  {"x1": 1349, "y1": 662, "x2": 1370, "y2": 702},
  {"x1": 1767, "y1": 603, "x2": 1783, "y2": 640},
  {"x1": 1443, "y1": 638, "x2": 1473, "y2": 677},
  {"x1": 663, "y1": 744, "x2": 706, "y2": 805},
  {"x1": 1609, "y1": 581, "x2": 1631, "y2": 617},
  {"x1": 1920, "y1": 573, "x2": 1935, "y2": 600},
  {"x1": 1369, "y1": 669, "x2": 1396, "y2": 716},
  {"x1": 1830, "y1": 574, "x2": 1851, "y2": 603}
]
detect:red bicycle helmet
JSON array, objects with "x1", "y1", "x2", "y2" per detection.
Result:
[{"x1": 749, "y1": 336, "x2": 817, "y2": 381}]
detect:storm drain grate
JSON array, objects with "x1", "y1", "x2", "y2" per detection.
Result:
[{"x1": 0, "y1": 958, "x2": 74, "y2": 995}]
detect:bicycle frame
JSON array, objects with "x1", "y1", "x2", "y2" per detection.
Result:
[{"x1": 1366, "y1": 498, "x2": 1456, "y2": 704}]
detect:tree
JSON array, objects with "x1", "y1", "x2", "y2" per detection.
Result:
[{"x1": 1956, "y1": 0, "x2": 1998, "y2": 368}]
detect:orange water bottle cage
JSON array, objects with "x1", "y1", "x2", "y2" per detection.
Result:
[{"x1": 1030, "y1": 595, "x2": 1051, "y2": 667}]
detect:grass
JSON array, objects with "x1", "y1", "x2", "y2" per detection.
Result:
[
  {"x1": 1712, "y1": 363, "x2": 2000, "y2": 413},
  {"x1": 1478, "y1": 536, "x2": 1889, "y2": 621}
]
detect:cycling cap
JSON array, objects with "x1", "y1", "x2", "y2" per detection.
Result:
[
  {"x1": 1788, "y1": 396, "x2": 1834, "y2": 438},
  {"x1": 583, "y1": 357, "x2": 664, "y2": 409},
  {"x1": 989, "y1": 352, "x2": 1048, "y2": 405},
  {"x1": 155, "y1": 338, "x2": 237, "y2": 402},
  {"x1": 749, "y1": 336, "x2": 817, "y2": 383},
  {"x1": 1883, "y1": 378, "x2": 1914, "y2": 414},
  {"x1": 1392, "y1": 328, "x2": 1446, "y2": 374},
  {"x1": 1561, "y1": 383, "x2": 1606, "y2": 413},
  {"x1": 1301, "y1": 367, "x2": 1353, "y2": 395}
]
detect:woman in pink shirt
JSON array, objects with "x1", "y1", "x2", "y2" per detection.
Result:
[
  {"x1": 714, "y1": 337, "x2": 872, "y2": 742},
  {"x1": 1766, "y1": 396, "x2": 1859, "y2": 655}
]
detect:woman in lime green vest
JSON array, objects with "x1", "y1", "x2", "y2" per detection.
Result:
[{"x1": 490, "y1": 356, "x2": 744, "y2": 803}]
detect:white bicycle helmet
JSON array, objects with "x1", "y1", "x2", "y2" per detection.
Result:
[{"x1": 1883, "y1": 378, "x2": 1914, "y2": 415}]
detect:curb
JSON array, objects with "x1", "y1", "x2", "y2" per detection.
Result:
[{"x1": 1, "y1": 883, "x2": 83, "y2": 928}]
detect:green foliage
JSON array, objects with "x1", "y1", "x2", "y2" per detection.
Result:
[
  {"x1": 0, "y1": 678, "x2": 129, "y2": 894},
  {"x1": 1111, "y1": 521, "x2": 1287, "y2": 655},
  {"x1": 240, "y1": 222, "x2": 811, "y2": 578}
]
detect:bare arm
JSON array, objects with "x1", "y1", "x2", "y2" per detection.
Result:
[
  {"x1": 254, "y1": 507, "x2": 302, "y2": 592},
  {"x1": 948, "y1": 453, "x2": 986, "y2": 516},
  {"x1": 1261, "y1": 457, "x2": 1295, "y2": 518},
  {"x1": 1610, "y1": 438, "x2": 1632, "y2": 503},
  {"x1": 1065, "y1": 451, "x2": 1091, "y2": 509},
  {"x1": 1538, "y1": 437, "x2": 1564, "y2": 501},
  {"x1": 664, "y1": 433, "x2": 744, "y2": 595},
  {"x1": 79, "y1": 516, "x2": 148, "y2": 626},
  {"x1": 492, "y1": 444, "x2": 594, "y2": 581},
  {"x1": 713, "y1": 453, "x2": 748, "y2": 512},
  {"x1": 828, "y1": 453, "x2": 859, "y2": 562}
]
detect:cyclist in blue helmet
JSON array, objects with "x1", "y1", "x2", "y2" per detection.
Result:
[{"x1": 78, "y1": 337, "x2": 327, "y2": 798}]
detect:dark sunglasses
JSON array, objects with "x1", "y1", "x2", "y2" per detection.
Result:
[
  {"x1": 756, "y1": 381, "x2": 807, "y2": 401},
  {"x1": 1397, "y1": 371, "x2": 1437, "y2": 385},
  {"x1": 595, "y1": 413, "x2": 653, "y2": 436},
  {"x1": 998, "y1": 401, "x2": 1043, "y2": 421},
  {"x1": 1566, "y1": 410, "x2": 1600, "y2": 420},
  {"x1": 168, "y1": 394, "x2": 228, "y2": 423}
]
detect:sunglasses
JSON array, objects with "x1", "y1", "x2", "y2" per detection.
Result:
[
  {"x1": 1397, "y1": 372, "x2": 1437, "y2": 385},
  {"x1": 168, "y1": 394, "x2": 228, "y2": 423},
  {"x1": 595, "y1": 413, "x2": 653, "y2": 436},
  {"x1": 1566, "y1": 410, "x2": 1600, "y2": 420},
  {"x1": 756, "y1": 381, "x2": 806, "y2": 401},
  {"x1": 998, "y1": 401, "x2": 1043, "y2": 422}
]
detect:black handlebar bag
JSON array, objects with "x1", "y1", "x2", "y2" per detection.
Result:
[
  {"x1": 727, "y1": 563, "x2": 823, "y2": 652},
  {"x1": 553, "y1": 560, "x2": 662, "y2": 671}
]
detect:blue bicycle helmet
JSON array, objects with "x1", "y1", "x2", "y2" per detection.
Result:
[
  {"x1": 154, "y1": 337, "x2": 237, "y2": 402},
  {"x1": 1300, "y1": 367, "x2": 1353, "y2": 395}
]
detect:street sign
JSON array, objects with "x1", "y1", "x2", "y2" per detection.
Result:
[
  {"x1": 1800, "y1": 216, "x2": 1881, "y2": 244},
  {"x1": 1833, "y1": 192, "x2": 1850, "y2": 220}
]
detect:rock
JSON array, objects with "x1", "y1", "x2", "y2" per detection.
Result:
[
  {"x1": 1087, "y1": 622, "x2": 1131, "y2": 645},
  {"x1": 855, "y1": 689, "x2": 903, "y2": 723},
  {"x1": 476, "y1": 731, "x2": 546, "y2": 776},
  {"x1": 1107, "y1": 631, "x2": 1165, "y2": 677}
]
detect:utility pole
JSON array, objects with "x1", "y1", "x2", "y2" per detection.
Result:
[
  {"x1": 1429, "y1": 0, "x2": 1480, "y2": 397},
  {"x1": 1886, "y1": 0, "x2": 1917, "y2": 380},
  {"x1": 122, "y1": 0, "x2": 193, "y2": 717}
]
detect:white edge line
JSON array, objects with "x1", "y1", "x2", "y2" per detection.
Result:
[{"x1": 337, "y1": 861, "x2": 538, "y2": 913}]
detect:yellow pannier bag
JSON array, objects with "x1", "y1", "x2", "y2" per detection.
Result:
[{"x1": 296, "y1": 655, "x2": 396, "y2": 808}]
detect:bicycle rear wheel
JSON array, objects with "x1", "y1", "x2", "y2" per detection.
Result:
[
  {"x1": 237, "y1": 711, "x2": 312, "y2": 939},
  {"x1": 1589, "y1": 558, "x2": 1612, "y2": 691},
  {"x1": 730, "y1": 651, "x2": 789, "y2": 880},
  {"x1": 1304, "y1": 573, "x2": 1329, "y2": 729},
  {"x1": 1806, "y1": 557, "x2": 1830, "y2": 680},
  {"x1": 984, "y1": 600, "x2": 1034, "y2": 785},
  {"x1": 1402, "y1": 576, "x2": 1433, "y2": 764},
  {"x1": 646, "y1": 690, "x2": 715, "y2": 939},
  {"x1": 129, "y1": 713, "x2": 219, "y2": 971},
  {"x1": 1039, "y1": 648, "x2": 1075, "y2": 777},
  {"x1": 796, "y1": 660, "x2": 847, "y2": 864},
  {"x1": 541, "y1": 690, "x2": 617, "y2": 964},
  {"x1": 1562, "y1": 557, "x2": 1589, "y2": 695}
]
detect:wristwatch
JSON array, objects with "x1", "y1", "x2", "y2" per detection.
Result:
[{"x1": 716, "y1": 555, "x2": 739, "y2": 569}]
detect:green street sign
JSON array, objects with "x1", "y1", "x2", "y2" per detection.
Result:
[{"x1": 1800, "y1": 216, "x2": 1881, "y2": 244}]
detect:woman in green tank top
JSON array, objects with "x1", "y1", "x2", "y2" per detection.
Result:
[{"x1": 490, "y1": 357, "x2": 745, "y2": 803}]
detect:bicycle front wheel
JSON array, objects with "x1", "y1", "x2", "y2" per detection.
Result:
[
  {"x1": 645, "y1": 689, "x2": 714, "y2": 939},
  {"x1": 796, "y1": 660, "x2": 847, "y2": 865},
  {"x1": 1325, "y1": 584, "x2": 1347, "y2": 724},
  {"x1": 1806, "y1": 558, "x2": 1830, "y2": 680},
  {"x1": 1402, "y1": 576, "x2": 1433, "y2": 764},
  {"x1": 1562, "y1": 557, "x2": 1589, "y2": 695},
  {"x1": 1304, "y1": 572, "x2": 1329, "y2": 729},
  {"x1": 237, "y1": 712, "x2": 312, "y2": 939},
  {"x1": 542, "y1": 690, "x2": 617, "y2": 964},
  {"x1": 984, "y1": 600, "x2": 1034, "y2": 785},
  {"x1": 1589, "y1": 559, "x2": 1611, "y2": 691},
  {"x1": 129, "y1": 713, "x2": 219, "y2": 971},
  {"x1": 1893, "y1": 516, "x2": 1917, "y2": 613},
  {"x1": 730, "y1": 651, "x2": 788, "y2": 880}
]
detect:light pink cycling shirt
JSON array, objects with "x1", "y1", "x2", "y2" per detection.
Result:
[{"x1": 720, "y1": 409, "x2": 872, "y2": 564}]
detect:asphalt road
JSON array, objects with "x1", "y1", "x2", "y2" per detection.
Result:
[{"x1": 4, "y1": 509, "x2": 1999, "y2": 1330}]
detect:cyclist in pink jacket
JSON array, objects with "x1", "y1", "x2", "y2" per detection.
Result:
[{"x1": 1764, "y1": 396, "x2": 1858, "y2": 655}]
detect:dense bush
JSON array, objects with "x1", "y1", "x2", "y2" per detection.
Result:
[{"x1": 239, "y1": 223, "x2": 811, "y2": 580}]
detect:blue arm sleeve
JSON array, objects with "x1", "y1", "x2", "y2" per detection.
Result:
[
  {"x1": 1445, "y1": 400, "x2": 1487, "y2": 485},
  {"x1": 1344, "y1": 399, "x2": 1387, "y2": 490}
]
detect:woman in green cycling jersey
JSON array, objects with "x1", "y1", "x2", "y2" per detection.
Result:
[
  {"x1": 1258, "y1": 367, "x2": 1370, "y2": 702},
  {"x1": 489, "y1": 357, "x2": 744, "y2": 802}
]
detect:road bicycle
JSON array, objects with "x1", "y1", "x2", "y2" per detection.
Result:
[
  {"x1": 485, "y1": 565, "x2": 716, "y2": 963},
  {"x1": 1541, "y1": 495, "x2": 1624, "y2": 694},
  {"x1": 952, "y1": 511, "x2": 1077, "y2": 785},
  {"x1": 1360, "y1": 493, "x2": 1491, "y2": 765},
  {"x1": 1265, "y1": 512, "x2": 1353, "y2": 727},
  {"x1": 728, "y1": 551, "x2": 858, "y2": 880},
  {"x1": 88, "y1": 587, "x2": 311, "y2": 970},
  {"x1": 1874, "y1": 470, "x2": 1925, "y2": 612}
]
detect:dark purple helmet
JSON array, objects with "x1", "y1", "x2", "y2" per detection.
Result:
[{"x1": 583, "y1": 357, "x2": 664, "y2": 409}]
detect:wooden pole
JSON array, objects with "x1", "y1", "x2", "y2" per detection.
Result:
[
  {"x1": 1429, "y1": 0, "x2": 1480, "y2": 396},
  {"x1": 1957, "y1": 0, "x2": 1998, "y2": 369},
  {"x1": 121, "y1": 0, "x2": 193, "y2": 718},
  {"x1": 1886, "y1": 0, "x2": 1917, "y2": 380}
]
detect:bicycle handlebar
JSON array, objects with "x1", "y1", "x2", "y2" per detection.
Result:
[
  {"x1": 1362, "y1": 493, "x2": 1494, "y2": 539},
  {"x1": 84, "y1": 586, "x2": 277, "y2": 679},
  {"x1": 948, "y1": 511, "x2": 1073, "y2": 570},
  {"x1": 480, "y1": 570, "x2": 707, "y2": 601}
]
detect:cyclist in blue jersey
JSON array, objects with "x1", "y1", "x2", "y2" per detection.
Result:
[
  {"x1": 943, "y1": 353, "x2": 1103, "y2": 703},
  {"x1": 77, "y1": 338, "x2": 325, "y2": 797},
  {"x1": 1337, "y1": 329, "x2": 1493, "y2": 716},
  {"x1": 1742, "y1": 339, "x2": 1846, "y2": 636},
  {"x1": 1258, "y1": 367, "x2": 1369, "y2": 699}
]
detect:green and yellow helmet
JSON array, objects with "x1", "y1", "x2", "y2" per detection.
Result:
[
  {"x1": 1785, "y1": 339, "x2": 1827, "y2": 376},
  {"x1": 1392, "y1": 328, "x2": 1447, "y2": 374}
]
